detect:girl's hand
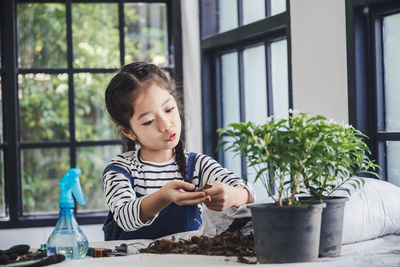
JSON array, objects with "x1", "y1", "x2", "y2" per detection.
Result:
[
  {"x1": 202, "y1": 181, "x2": 251, "y2": 211},
  {"x1": 140, "y1": 180, "x2": 210, "y2": 223},
  {"x1": 160, "y1": 180, "x2": 211, "y2": 206}
]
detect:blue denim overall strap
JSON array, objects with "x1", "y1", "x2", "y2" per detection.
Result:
[{"x1": 102, "y1": 152, "x2": 201, "y2": 240}]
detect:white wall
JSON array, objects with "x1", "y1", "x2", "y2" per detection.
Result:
[
  {"x1": 0, "y1": 224, "x2": 103, "y2": 250},
  {"x1": 290, "y1": 0, "x2": 349, "y2": 123},
  {"x1": 181, "y1": 0, "x2": 203, "y2": 153}
]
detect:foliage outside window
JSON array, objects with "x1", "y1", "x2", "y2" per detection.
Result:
[{"x1": 0, "y1": 0, "x2": 177, "y2": 228}]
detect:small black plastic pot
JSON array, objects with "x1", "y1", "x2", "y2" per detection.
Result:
[
  {"x1": 248, "y1": 202, "x2": 325, "y2": 264},
  {"x1": 299, "y1": 196, "x2": 348, "y2": 257}
]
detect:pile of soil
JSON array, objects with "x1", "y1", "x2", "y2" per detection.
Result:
[{"x1": 139, "y1": 217, "x2": 256, "y2": 264}]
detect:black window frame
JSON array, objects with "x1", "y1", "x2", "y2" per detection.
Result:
[
  {"x1": 200, "y1": 0, "x2": 293, "y2": 176},
  {"x1": 346, "y1": 0, "x2": 400, "y2": 182},
  {"x1": 0, "y1": 0, "x2": 183, "y2": 229}
]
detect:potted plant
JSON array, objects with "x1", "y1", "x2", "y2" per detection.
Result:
[
  {"x1": 217, "y1": 112, "x2": 327, "y2": 263},
  {"x1": 296, "y1": 113, "x2": 379, "y2": 257},
  {"x1": 218, "y1": 111, "x2": 379, "y2": 262}
]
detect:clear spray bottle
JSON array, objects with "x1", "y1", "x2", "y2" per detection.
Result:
[{"x1": 46, "y1": 168, "x2": 89, "y2": 260}]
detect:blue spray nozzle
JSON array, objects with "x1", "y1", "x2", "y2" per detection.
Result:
[{"x1": 58, "y1": 168, "x2": 86, "y2": 208}]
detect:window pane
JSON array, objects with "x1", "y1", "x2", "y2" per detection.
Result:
[
  {"x1": 243, "y1": 0, "x2": 265, "y2": 25},
  {"x1": 243, "y1": 44, "x2": 267, "y2": 124},
  {"x1": 246, "y1": 161, "x2": 268, "y2": 201},
  {"x1": 221, "y1": 136, "x2": 242, "y2": 177},
  {"x1": 22, "y1": 148, "x2": 70, "y2": 214},
  {"x1": 271, "y1": 39, "x2": 289, "y2": 120},
  {"x1": 17, "y1": 3, "x2": 67, "y2": 68},
  {"x1": 75, "y1": 73, "x2": 119, "y2": 141},
  {"x1": 270, "y1": 0, "x2": 287, "y2": 16},
  {"x1": 77, "y1": 145, "x2": 121, "y2": 211},
  {"x1": 221, "y1": 52, "x2": 240, "y2": 128},
  {"x1": 383, "y1": 13, "x2": 400, "y2": 131},
  {"x1": 0, "y1": 151, "x2": 4, "y2": 217},
  {"x1": 218, "y1": 0, "x2": 238, "y2": 33},
  {"x1": 19, "y1": 73, "x2": 69, "y2": 142},
  {"x1": 387, "y1": 141, "x2": 400, "y2": 187},
  {"x1": 125, "y1": 3, "x2": 168, "y2": 66},
  {"x1": 72, "y1": 3, "x2": 119, "y2": 68}
]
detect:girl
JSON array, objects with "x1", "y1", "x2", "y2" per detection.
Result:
[{"x1": 102, "y1": 62, "x2": 254, "y2": 240}]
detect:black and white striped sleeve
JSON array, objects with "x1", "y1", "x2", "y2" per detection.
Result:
[
  {"x1": 103, "y1": 166, "x2": 157, "y2": 231},
  {"x1": 194, "y1": 154, "x2": 255, "y2": 196}
]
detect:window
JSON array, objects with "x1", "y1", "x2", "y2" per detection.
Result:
[
  {"x1": 347, "y1": 0, "x2": 400, "y2": 186},
  {"x1": 0, "y1": 0, "x2": 182, "y2": 228},
  {"x1": 200, "y1": 0, "x2": 292, "y2": 199}
]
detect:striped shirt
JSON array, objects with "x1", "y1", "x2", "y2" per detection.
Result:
[{"x1": 103, "y1": 149, "x2": 253, "y2": 232}]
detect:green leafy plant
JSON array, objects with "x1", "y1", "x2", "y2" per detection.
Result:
[{"x1": 217, "y1": 111, "x2": 379, "y2": 206}]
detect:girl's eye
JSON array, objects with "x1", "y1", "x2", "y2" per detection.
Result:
[
  {"x1": 166, "y1": 106, "x2": 175, "y2": 113},
  {"x1": 143, "y1": 119, "x2": 154, "y2": 126}
]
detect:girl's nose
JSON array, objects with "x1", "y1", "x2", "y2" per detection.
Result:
[{"x1": 158, "y1": 115, "x2": 172, "y2": 132}]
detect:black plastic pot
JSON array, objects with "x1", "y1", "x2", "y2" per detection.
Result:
[
  {"x1": 248, "y1": 202, "x2": 325, "y2": 263},
  {"x1": 300, "y1": 196, "x2": 348, "y2": 257}
]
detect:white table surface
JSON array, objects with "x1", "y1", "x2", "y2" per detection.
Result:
[{"x1": 49, "y1": 234, "x2": 400, "y2": 267}]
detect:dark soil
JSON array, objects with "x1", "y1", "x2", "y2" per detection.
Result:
[{"x1": 138, "y1": 217, "x2": 256, "y2": 264}]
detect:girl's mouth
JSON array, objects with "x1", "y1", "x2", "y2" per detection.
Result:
[{"x1": 168, "y1": 133, "x2": 176, "y2": 141}]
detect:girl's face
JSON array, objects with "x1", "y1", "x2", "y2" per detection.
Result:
[{"x1": 122, "y1": 83, "x2": 181, "y2": 160}]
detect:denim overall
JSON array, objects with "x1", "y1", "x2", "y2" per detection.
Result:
[{"x1": 102, "y1": 152, "x2": 202, "y2": 240}]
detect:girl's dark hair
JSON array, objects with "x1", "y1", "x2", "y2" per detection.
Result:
[{"x1": 105, "y1": 62, "x2": 187, "y2": 179}]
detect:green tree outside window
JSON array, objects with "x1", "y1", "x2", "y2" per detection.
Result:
[{"x1": 16, "y1": 2, "x2": 168, "y2": 214}]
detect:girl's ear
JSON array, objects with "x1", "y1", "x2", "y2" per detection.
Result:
[{"x1": 119, "y1": 125, "x2": 136, "y2": 141}]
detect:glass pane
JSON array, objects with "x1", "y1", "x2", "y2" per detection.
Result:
[
  {"x1": 72, "y1": 3, "x2": 119, "y2": 68},
  {"x1": 125, "y1": 3, "x2": 168, "y2": 66},
  {"x1": 386, "y1": 141, "x2": 400, "y2": 187},
  {"x1": 270, "y1": 0, "x2": 287, "y2": 16},
  {"x1": 0, "y1": 151, "x2": 4, "y2": 217},
  {"x1": 218, "y1": 0, "x2": 238, "y2": 33},
  {"x1": 221, "y1": 136, "x2": 242, "y2": 177},
  {"x1": 17, "y1": 3, "x2": 67, "y2": 68},
  {"x1": 75, "y1": 73, "x2": 119, "y2": 141},
  {"x1": 19, "y1": 73, "x2": 69, "y2": 142},
  {"x1": 243, "y1": 0, "x2": 265, "y2": 25},
  {"x1": 22, "y1": 148, "x2": 70, "y2": 214},
  {"x1": 221, "y1": 52, "x2": 240, "y2": 128},
  {"x1": 77, "y1": 145, "x2": 121, "y2": 211},
  {"x1": 383, "y1": 13, "x2": 400, "y2": 131},
  {"x1": 246, "y1": 162, "x2": 268, "y2": 201},
  {"x1": 243, "y1": 44, "x2": 267, "y2": 124},
  {"x1": 271, "y1": 39, "x2": 289, "y2": 120}
]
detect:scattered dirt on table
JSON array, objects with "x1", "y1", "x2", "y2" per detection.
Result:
[{"x1": 138, "y1": 217, "x2": 257, "y2": 264}]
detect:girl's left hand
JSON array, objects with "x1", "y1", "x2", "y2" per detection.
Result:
[{"x1": 202, "y1": 181, "x2": 247, "y2": 211}]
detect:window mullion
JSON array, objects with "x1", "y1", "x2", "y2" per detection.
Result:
[
  {"x1": 119, "y1": 0, "x2": 125, "y2": 67},
  {"x1": 265, "y1": 42, "x2": 273, "y2": 116},
  {"x1": 238, "y1": 0, "x2": 243, "y2": 26},
  {"x1": 66, "y1": 0, "x2": 76, "y2": 169},
  {"x1": 215, "y1": 55, "x2": 223, "y2": 164},
  {"x1": 265, "y1": 0, "x2": 270, "y2": 17},
  {"x1": 2, "y1": 0, "x2": 22, "y2": 224},
  {"x1": 237, "y1": 49, "x2": 247, "y2": 179}
]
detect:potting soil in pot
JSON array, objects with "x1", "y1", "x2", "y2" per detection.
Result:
[{"x1": 139, "y1": 217, "x2": 256, "y2": 264}]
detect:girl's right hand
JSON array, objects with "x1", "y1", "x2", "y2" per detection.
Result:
[{"x1": 160, "y1": 180, "x2": 211, "y2": 206}]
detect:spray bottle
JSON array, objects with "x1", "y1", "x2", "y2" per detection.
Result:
[{"x1": 46, "y1": 168, "x2": 89, "y2": 260}]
